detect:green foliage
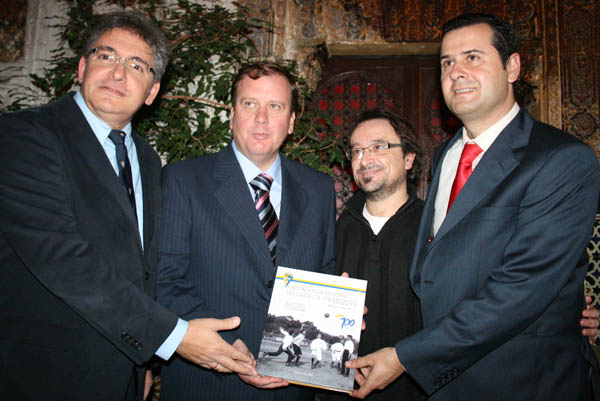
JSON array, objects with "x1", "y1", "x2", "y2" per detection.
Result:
[{"x1": 0, "y1": 0, "x2": 347, "y2": 174}]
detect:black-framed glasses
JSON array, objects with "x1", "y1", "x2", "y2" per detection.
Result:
[
  {"x1": 346, "y1": 142, "x2": 403, "y2": 160},
  {"x1": 88, "y1": 47, "x2": 156, "y2": 79}
]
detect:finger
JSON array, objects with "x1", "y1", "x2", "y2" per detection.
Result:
[
  {"x1": 346, "y1": 356, "x2": 368, "y2": 369},
  {"x1": 581, "y1": 318, "x2": 600, "y2": 328},
  {"x1": 354, "y1": 370, "x2": 367, "y2": 386},
  {"x1": 206, "y1": 316, "x2": 242, "y2": 331},
  {"x1": 586, "y1": 295, "x2": 593, "y2": 306},
  {"x1": 256, "y1": 376, "x2": 289, "y2": 388},
  {"x1": 217, "y1": 357, "x2": 254, "y2": 375},
  {"x1": 359, "y1": 366, "x2": 372, "y2": 379},
  {"x1": 224, "y1": 344, "x2": 254, "y2": 364},
  {"x1": 350, "y1": 386, "x2": 371, "y2": 399},
  {"x1": 583, "y1": 309, "x2": 600, "y2": 318},
  {"x1": 341, "y1": 272, "x2": 349, "y2": 278},
  {"x1": 215, "y1": 363, "x2": 233, "y2": 373}
]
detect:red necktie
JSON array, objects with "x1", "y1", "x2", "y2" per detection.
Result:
[{"x1": 447, "y1": 143, "x2": 483, "y2": 211}]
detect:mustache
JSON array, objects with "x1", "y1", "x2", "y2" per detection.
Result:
[{"x1": 357, "y1": 162, "x2": 383, "y2": 173}]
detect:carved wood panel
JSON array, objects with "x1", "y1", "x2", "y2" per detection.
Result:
[{"x1": 314, "y1": 55, "x2": 457, "y2": 208}]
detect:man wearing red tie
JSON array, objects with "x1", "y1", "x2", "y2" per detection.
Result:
[{"x1": 348, "y1": 13, "x2": 600, "y2": 401}]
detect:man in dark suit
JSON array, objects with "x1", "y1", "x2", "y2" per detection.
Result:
[
  {"x1": 348, "y1": 13, "x2": 600, "y2": 401},
  {"x1": 156, "y1": 62, "x2": 337, "y2": 401},
  {"x1": 0, "y1": 11, "x2": 251, "y2": 401}
]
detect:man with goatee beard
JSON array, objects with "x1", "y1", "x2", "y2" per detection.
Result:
[{"x1": 322, "y1": 109, "x2": 426, "y2": 401}]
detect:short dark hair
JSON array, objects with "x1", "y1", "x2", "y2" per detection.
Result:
[
  {"x1": 442, "y1": 13, "x2": 519, "y2": 68},
  {"x1": 350, "y1": 109, "x2": 422, "y2": 181},
  {"x1": 84, "y1": 11, "x2": 170, "y2": 81},
  {"x1": 230, "y1": 62, "x2": 299, "y2": 114}
]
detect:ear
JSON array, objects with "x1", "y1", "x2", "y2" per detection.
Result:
[
  {"x1": 144, "y1": 81, "x2": 161, "y2": 106},
  {"x1": 287, "y1": 112, "x2": 296, "y2": 135},
  {"x1": 404, "y1": 152, "x2": 416, "y2": 171},
  {"x1": 229, "y1": 107, "x2": 235, "y2": 131},
  {"x1": 77, "y1": 56, "x2": 87, "y2": 84},
  {"x1": 506, "y1": 53, "x2": 520, "y2": 84}
]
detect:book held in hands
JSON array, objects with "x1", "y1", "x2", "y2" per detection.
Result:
[{"x1": 257, "y1": 266, "x2": 367, "y2": 393}]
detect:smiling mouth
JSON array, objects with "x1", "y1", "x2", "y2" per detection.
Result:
[
  {"x1": 454, "y1": 88, "x2": 475, "y2": 94},
  {"x1": 359, "y1": 167, "x2": 382, "y2": 178}
]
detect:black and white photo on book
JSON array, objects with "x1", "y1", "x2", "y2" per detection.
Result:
[{"x1": 257, "y1": 266, "x2": 367, "y2": 393}]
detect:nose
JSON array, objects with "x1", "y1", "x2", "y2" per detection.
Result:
[
  {"x1": 109, "y1": 59, "x2": 127, "y2": 81},
  {"x1": 254, "y1": 105, "x2": 268, "y2": 124},
  {"x1": 449, "y1": 61, "x2": 466, "y2": 81},
  {"x1": 359, "y1": 148, "x2": 376, "y2": 165}
]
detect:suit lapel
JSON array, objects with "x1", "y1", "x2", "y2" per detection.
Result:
[
  {"x1": 276, "y1": 158, "x2": 308, "y2": 266},
  {"x1": 212, "y1": 145, "x2": 274, "y2": 271},
  {"x1": 60, "y1": 94, "x2": 140, "y2": 245},
  {"x1": 133, "y1": 132, "x2": 154, "y2": 250},
  {"x1": 410, "y1": 135, "x2": 455, "y2": 287},
  {"x1": 429, "y1": 110, "x2": 533, "y2": 249}
]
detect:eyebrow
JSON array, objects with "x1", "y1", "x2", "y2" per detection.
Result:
[
  {"x1": 94, "y1": 45, "x2": 152, "y2": 67},
  {"x1": 440, "y1": 48, "x2": 485, "y2": 60},
  {"x1": 350, "y1": 138, "x2": 387, "y2": 147}
]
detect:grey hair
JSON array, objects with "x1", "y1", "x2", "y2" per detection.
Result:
[{"x1": 84, "y1": 11, "x2": 170, "y2": 81}]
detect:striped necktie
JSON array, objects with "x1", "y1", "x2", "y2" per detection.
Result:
[
  {"x1": 250, "y1": 173, "x2": 278, "y2": 264},
  {"x1": 108, "y1": 130, "x2": 137, "y2": 219}
]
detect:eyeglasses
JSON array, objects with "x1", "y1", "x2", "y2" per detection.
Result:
[
  {"x1": 88, "y1": 47, "x2": 156, "y2": 79},
  {"x1": 346, "y1": 142, "x2": 403, "y2": 160}
]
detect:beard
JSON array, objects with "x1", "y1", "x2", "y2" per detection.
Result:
[{"x1": 356, "y1": 163, "x2": 405, "y2": 202}]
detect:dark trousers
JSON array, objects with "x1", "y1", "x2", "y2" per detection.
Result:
[
  {"x1": 267, "y1": 344, "x2": 295, "y2": 363},
  {"x1": 341, "y1": 350, "x2": 351, "y2": 376}
]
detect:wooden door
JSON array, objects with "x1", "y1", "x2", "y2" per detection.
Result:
[{"x1": 314, "y1": 55, "x2": 459, "y2": 207}]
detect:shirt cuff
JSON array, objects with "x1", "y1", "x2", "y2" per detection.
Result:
[{"x1": 155, "y1": 318, "x2": 188, "y2": 360}]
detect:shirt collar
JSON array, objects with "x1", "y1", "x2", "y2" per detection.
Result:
[
  {"x1": 232, "y1": 139, "x2": 282, "y2": 185},
  {"x1": 74, "y1": 91, "x2": 133, "y2": 146},
  {"x1": 460, "y1": 102, "x2": 520, "y2": 151}
]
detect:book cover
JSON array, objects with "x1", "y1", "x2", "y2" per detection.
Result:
[{"x1": 257, "y1": 266, "x2": 367, "y2": 393}]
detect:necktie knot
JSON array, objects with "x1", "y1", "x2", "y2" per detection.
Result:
[
  {"x1": 459, "y1": 143, "x2": 483, "y2": 166},
  {"x1": 108, "y1": 130, "x2": 126, "y2": 146},
  {"x1": 250, "y1": 173, "x2": 274, "y2": 194}
]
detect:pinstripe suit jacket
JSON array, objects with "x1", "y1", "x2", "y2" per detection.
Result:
[
  {"x1": 0, "y1": 93, "x2": 177, "y2": 401},
  {"x1": 396, "y1": 110, "x2": 600, "y2": 400},
  {"x1": 156, "y1": 144, "x2": 336, "y2": 401}
]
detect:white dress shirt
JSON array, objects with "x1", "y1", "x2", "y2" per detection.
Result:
[{"x1": 432, "y1": 103, "x2": 520, "y2": 235}]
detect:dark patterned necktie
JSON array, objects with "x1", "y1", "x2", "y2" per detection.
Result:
[
  {"x1": 250, "y1": 173, "x2": 278, "y2": 264},
  {"x1": 108, "y1": 130, "x2": 137, "y2": 218}
]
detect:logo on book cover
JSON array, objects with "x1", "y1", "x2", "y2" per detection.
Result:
[
  {"x1": 283, "y1": 273, "x2": 294, "y2": 287},
  {"x1": 336, "y1": 314, "x2": 355, "y2": 329}
]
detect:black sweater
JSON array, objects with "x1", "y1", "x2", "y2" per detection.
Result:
[{"x1": 330, "y1": 189, "x2": 426, "y2": 401}]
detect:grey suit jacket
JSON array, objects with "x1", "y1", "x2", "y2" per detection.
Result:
[
  {"x1": 396, "y1": 110, "x2": 600, "y2": 400},
  {"x1": 156, "y1": 144, "x2": 336, "y2": 401},
  {"x1": 0, "y1": 93, "x2": 178, "y2": 401}
]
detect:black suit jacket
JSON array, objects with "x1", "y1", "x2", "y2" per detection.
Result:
[
  {"x1": 396, "y1": 110, "x2": 600, "y2": 400},
  {"x1": 0, "y1": 93, "x2": 178, "y2": 401},
  {"x1": 156, "y1": 144, "x2": 337, "y2": 401}
]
